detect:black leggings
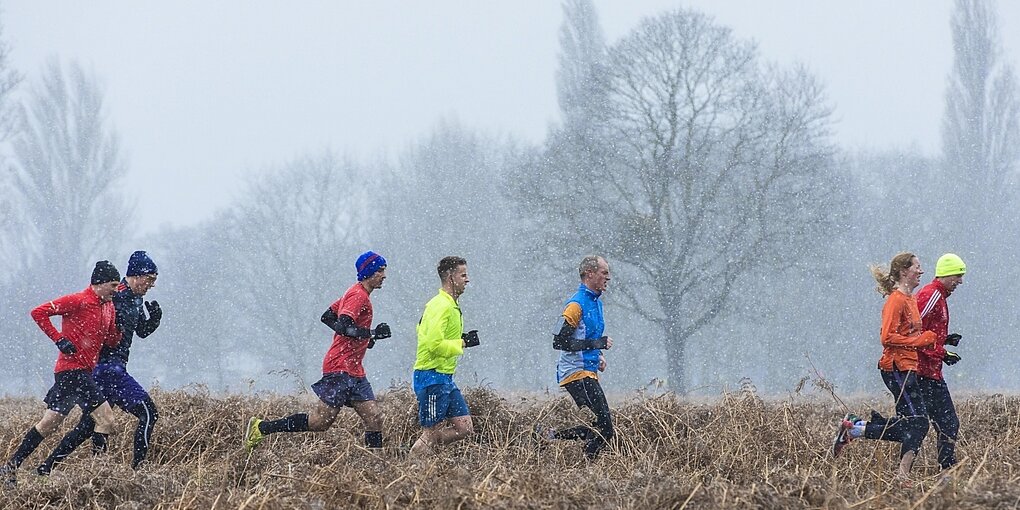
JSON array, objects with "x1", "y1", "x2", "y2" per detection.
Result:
[
  {"x1": 557, "y1": 377, "x2": 614, "y2": 459},
  {"x1": 864, "y1": 370, "x2": 929, "y2": 458},
  {"x1": 918, "y1": 376, "x2": 959, "y2": 469},
  {"x1": 41, "y1": 396, "x2": 159, "y2": 471}
]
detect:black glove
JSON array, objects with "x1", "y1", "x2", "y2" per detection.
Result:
[
  {"x1": 145, "y1": 301, "x2": 162, "y2": 322},
  {"x1": 372, "y1": 323, "x2": 391, "y2": 340},
  {"x1": 56, "y1": 337, "x2": 77, "y2": 355},
  {"x1": 462, "y1": 330, "x2": 480, "y2": 348},
  {"x1": 943, "y1": 350, "x2": 961, "y2": 366},
  {"x1": 945, "y1": 333, "x2": 961, "y2": 347}
]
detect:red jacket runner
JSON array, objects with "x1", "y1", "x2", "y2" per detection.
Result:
[
  {"x1": 916, "y1": 279, "x2": 949, "y2": 380},
  {"x1": 31, "y1": 286, "x2": 121, "y2": 373}
]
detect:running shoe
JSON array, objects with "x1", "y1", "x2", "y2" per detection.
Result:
[
  {"x1": 532, "y1": 423, "x2": 556, "y2": 450},
  {"x1": 244, "y1": 417, "x2": 264, "y2": 453},
  {"x1": 831, "y1": 412, "x2": 860, "y2": 458}
]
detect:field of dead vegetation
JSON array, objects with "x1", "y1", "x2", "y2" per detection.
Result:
[{"x1": 1, "y1": 384, "x2": 1019, "y2": 509}]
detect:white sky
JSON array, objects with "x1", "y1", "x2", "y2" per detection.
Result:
[{"x1": 6, "y1": 1, "x2": 1020, "y2": 231}]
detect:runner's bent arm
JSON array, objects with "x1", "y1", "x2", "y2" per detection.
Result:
[
  {"x1": 428, "y1": 311, "x2": 464, "y2": 358},
  {"x1": 321, "y1": 308, "x2": 371, "y2": 338},
  {"x1": 30, "y1": 294, "x2": 82, "y2": 342},
  {"x1": 880, "y1": 297, "x2": 935, "y2": 348},
  {"x1": 135, "y1": 307, "x2": 160, "y2": 338},
  {"x1": 552, "y1": 302, "x2": 608, "y2": 351}
]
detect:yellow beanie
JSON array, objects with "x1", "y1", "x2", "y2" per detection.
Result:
[{"x1": 935, "y1": 253, "x2": 966, "y2": 277}]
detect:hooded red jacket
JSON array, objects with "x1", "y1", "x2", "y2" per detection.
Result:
[
  {"x1": 916, "y1": 279, "x2": 950, "y2": 380},
  {"x1": 31, "y1": 286, "x2": 121, "y2": 373}
]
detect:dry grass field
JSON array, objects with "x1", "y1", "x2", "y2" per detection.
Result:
[{"x1": 1, "y1": 384, "x2": 1019, "y2": 509}]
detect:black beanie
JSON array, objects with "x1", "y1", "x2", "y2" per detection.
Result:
[{"x1": 91, "y1": 260, "x2": 121, "y2": 285}]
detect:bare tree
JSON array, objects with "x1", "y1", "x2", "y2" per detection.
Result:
[
  {"x1": 5, "y1": 58, "x2": 132, "y2": 287},
  {"x1": 942, "y1": 0, "x2": 1020, "y2": 215},
  {"x1": 514, "y1": 9, "x2": 838, "y2": 392},
  {"x1": 938, "y1": 0, "x2": 1020, "y2": 386},
  {"x1": 0, "y1": 11, "x2": 24, "y2": 283},
  {"x1": 377, "y1": 120, "x2": 543, "y2": 385},
  {"x1": 0, "y1": 58, "x2": 131, "y2": 391},
  {"x1": 217, "y1": 152, "x2": 370, "y2": 379},
  {"x1": 556, "y1": 0, "x2": 608, "y2": 130}
]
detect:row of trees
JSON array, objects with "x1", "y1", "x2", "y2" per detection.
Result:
[{"x1": 0, "y1": 0, "x2": 1016, "y2": 395}]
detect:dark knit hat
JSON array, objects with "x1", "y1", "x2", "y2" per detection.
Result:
[
  {"x1": 356, "y1": 251, "x2": 387, "y2": 281},
  {"x1": 91, "y1": 260, "x2": 121, "y2": 285},
  {"x1": 126, "y1": 250, "x2": 158, "y2": 276}
]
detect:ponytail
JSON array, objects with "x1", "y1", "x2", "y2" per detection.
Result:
[
  {"x1": 869, "y1": 264, "x2": 896, "y2": 296},
  {"x1": 870, "y1": 252, "x2": 916, "y2": 297}
]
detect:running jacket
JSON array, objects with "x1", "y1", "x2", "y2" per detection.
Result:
[
  {"x1": 322, "y1": 282, "x2": 374, "y2": 377},
  {"x1": 31, "y1": 286, "x2": 121, "y2": 373},
  {"x1": 413, "y1": 289, "x2": 464, "y2": 375},
  {"x1": 877, "y1": 290, "x2": 935, "y2": 372},
  {"x1": 916, "y1": 279, "x2": 950, "y2": 380},
  {"x1": 556, "y1": 283, "x2": 605, "y2": 384},
  {"x1": 100, "y1": 279, "x2": 160, "y2": 366}
]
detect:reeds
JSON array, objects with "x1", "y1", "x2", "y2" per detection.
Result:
[{"x1": 2, "y1": 385, "x2": 1018, "y2": 509}]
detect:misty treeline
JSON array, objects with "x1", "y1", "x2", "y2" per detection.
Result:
[{"x1": 0, "y1": 1, "x2": 1016, "y2": 397}]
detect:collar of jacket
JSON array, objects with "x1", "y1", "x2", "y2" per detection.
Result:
[{"x1": 577, "y1": 283, "x2": 602, "y2": 300}]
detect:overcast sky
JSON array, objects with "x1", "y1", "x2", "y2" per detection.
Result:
[{"x1": 6, "y1": 1, "x2": 1020, "y2": 231}]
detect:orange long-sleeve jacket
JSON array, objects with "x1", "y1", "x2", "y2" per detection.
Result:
[{"x1": 877, "y1": 290, "x2": 935, "y2": 372}]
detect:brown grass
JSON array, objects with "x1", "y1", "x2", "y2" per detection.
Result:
[{"x1": 1, "y1": 384, "x2": 1019, "y2": 509}]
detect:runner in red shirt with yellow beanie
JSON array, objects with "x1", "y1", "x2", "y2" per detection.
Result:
[{"x1": 915, "y1": 253, "x2": 966, "y2": 473}]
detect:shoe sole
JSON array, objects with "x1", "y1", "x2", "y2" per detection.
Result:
[
  {"x1": 831, "y1": 414, "x2": 853, "y2": 458},
  {"x1": 244, "y1": 417, "x2": 260, "y2": 452}
]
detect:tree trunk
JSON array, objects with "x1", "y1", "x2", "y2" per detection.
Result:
[{"x1": 663, "y1": 323, "x2": 690, "y2": 394}]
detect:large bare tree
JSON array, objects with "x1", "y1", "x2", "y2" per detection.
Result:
[
  {"x1": 942, "y1": 0, "x2": 1019, "y2": 229},
  {"x1": 6, "y1": 59, "x2": 132, "y2": 287},
  {"x1": 0, "y1": 59, "x2": 131, "y2": 391},
  {"x1": 937, "y1": 0, "x2": 1020, "y2": 384},
  {"x1": 514, "y1": 8, "x2": 838, "y2": 392}
]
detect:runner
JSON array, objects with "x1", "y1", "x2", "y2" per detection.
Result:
[
  {"x1": 37, "y1": 251, "x2": 162, "y2": 473},
  {"x1": 1, "y1": 261, "x2": 122, "y2": 486},
  {"x1": 245, "y1": 251, "x2": 391, "y2": 452},
  {"x1": 408, "y1": 256, "x2": 478, "y2": 457},
  {"x1": 916, "y1": 253, "x2": 966, "y2": 473},
  {"x1": 832, "y1": 252, "x2": 935, "y2": 486},
  {"x1": 537, "y1": 255, "x2": 614, "y2": 460}
]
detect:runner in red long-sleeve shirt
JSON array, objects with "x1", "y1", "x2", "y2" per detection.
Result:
[
  {"x1": 2, "y1": 261, "x2": 123, "y2": 487},
  {"x1": 916, "y1": 253, "x2": 966, "y2": 473}
]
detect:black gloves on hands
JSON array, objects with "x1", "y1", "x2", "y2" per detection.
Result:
[
  {"x1": 943, "y1": 350, "x2": 961, "y2": 366},
  {"x1": 145, "y1": 301, "x2": 162, "y2": 322},
  {"x1": 591, "y1": 336, "x2": 610, "y2": 350},
  {"x1": 462, "y1": 330, "x2": 480, "y2": 348},
  {"x1": 945, "y1": 333, "x2": 962, "y2": 347},
  {"x1": 372, "y1": 323, "x2": 392, "y2": 340},
  {"x1": 56, "y1": 337, "x2": 77, "y2": 355}
]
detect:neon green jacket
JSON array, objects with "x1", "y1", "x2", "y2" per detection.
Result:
[{"x1": 413, "y1": 289, "x2": 464, "y2": 374}]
